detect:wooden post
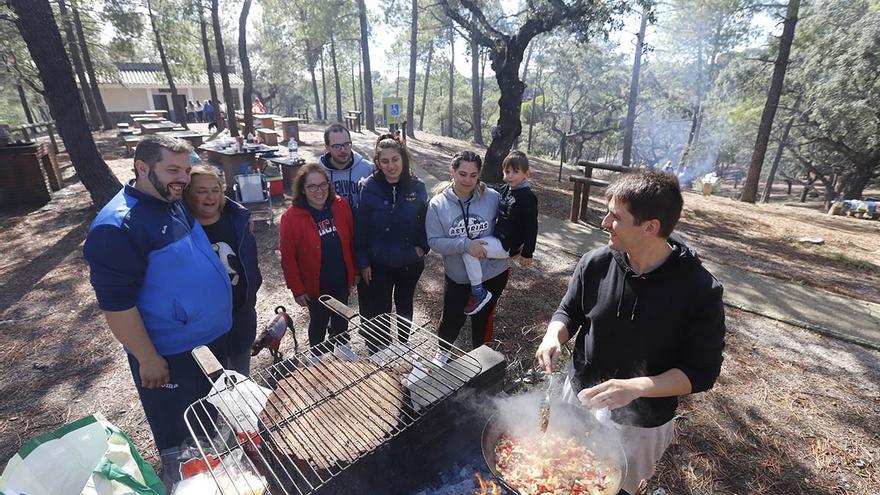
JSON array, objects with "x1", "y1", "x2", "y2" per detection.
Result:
[
  {"x1": 571, "y1": 180, "x2": 582, "y2": 223},
  {"x1": 580, "y1": 164, "x2": 593, "y2": 222},
  {"x1": 47, "y1": 122, "x2": 60, "y2": 154}
]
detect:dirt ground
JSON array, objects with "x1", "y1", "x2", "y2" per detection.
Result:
[{"x1": 0, "y1": 126, "x2": 877, "y2": 494}]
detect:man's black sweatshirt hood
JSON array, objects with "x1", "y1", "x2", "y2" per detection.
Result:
[{"x1": 551, "y1": 234, "x2": 726, "y2": 428}]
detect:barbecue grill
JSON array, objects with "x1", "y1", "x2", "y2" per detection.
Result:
[{"x1": 184, "y1": 295, "x2": 482, "y2": 495}]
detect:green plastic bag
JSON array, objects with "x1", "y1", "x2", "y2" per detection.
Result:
[{"x1": 1, "y1": 413, "x2": 165, "y2": 495}]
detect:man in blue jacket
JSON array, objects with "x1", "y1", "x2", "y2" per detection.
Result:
[{"x1": 83, "y1": 135, "x2": 232, "y2": 479}]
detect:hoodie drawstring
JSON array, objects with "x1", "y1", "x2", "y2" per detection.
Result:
[{"x1": 616, "y1": 269, "x2": 639, "y2": 320}]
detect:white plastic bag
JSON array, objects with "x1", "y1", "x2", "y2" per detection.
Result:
[{"x1": 206, "y1": 371, "x2": 271, "y2": 433}]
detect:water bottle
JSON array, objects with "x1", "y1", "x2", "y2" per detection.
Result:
[{"x1": 288, "y1": 138, "x2": 298, "y2": 158}]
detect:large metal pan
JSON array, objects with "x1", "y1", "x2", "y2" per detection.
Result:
[{"x1": 481, "y1": 400, "x2": 627, "y2": 495}]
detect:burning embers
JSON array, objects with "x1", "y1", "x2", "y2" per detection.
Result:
[{"x1": 474, "y1": 472, "x2": 502, "y2": 495}]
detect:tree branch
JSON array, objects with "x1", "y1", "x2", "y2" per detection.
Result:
[{"x1": 438, "y1": 0, "x2": 502, "y2": 48}]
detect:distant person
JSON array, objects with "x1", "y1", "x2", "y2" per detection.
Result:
[
  {"x1": 279, "y1": 163, "x2": 359, "y2": 359},
  {"x1": 535, "y1": 170, "x2": 725, "y2": 494},
  {"x1": 355, "y1": 133, "x2": 429, "y2": 352},
  {"x1": 185, "y1": 165, "x2": 262, "y2": 375},
  {"x1": 320, "y1": 123, "x2": 373, "y2": 316},
  {"x1": 460, "y1": 150, "x2": 538, "y2": 315},
  {"x1": 186, "y1": 100, "x2": 196, "y2": 123},
  {"x1": 195, "y1": 100, "x2": 204, "y2": 122},
  {"x1": 426, "y1": 151, "x2": 509, "y2": 364},
  {"x1": 252, "y1": 96, "x2": 266, "y2": 114},
  {"x1": 82, "y1": 135, "x2": 231, "y2": 483},
  {"x1": 203, "y1": 99, "x2": 214, "y2": 126}
]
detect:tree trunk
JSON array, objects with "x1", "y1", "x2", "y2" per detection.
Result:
[
  {"x1": 470, "y1": 25, "x2": 483, "y2": 145},
  {"x1": 678, "y1": 43, "x2": 704, "y2": 170},
  {"x1": 320, "y1": 49, "x2": 328, "y2": 123},
  {"x1": 419, "y1": 42, "x2": 433, "y2": 131},
  {"x1": 351, "y1": 62, "x2": 358, "y2": 111},
  {"x1": 521, "y1": 43, "x2": 533, "y2": 88},
  {"x1": 147, "y1": 0, "x2": 187, "y2": 129},
  {"x1": 198, "y1": 1, "x2": 223, "y2": 131},
  {"x1": 239, "y1": 0, "x2": 254, "y2": 136},
  {"x1": 211, "y1": 0, "x2": 238, "y2": 136},
  {"x1": 480, "y1": 49, "x2": 487, "y2": 104},
  {"x1": 305, "y1": 40, "x2": 322, "y2": 121},
  {"x1": 357, "y1": 0, "x2": 375, "y2": 130},
  {"x1": 840, "y1": 164, "x2": 875, "y2": 200},
  {"x1": 406, "y1": 0, "x2": 418, "y2": 138},
  {"x1": 526, "y1": 66, "x2": 542, "y2": 153},
  {"x1": 482, "y1": 40, "x2": 530, "y2": 183},
  {"x1": 621, "y1": 12, "x2": 647, "y2": 167},
  {"x1": 359, "y1": 55, "x2": 365, "y2": 125},
  {"x1": 56, "y1": 0, "x2": 100, "y2": 130},
  {"x1": 330, "y1": 33, "x2": 343, "y2": 123},
  {"x1": 72, "y1": 0, "x2": 112, "y2": 129},
  {"x1": 447, "y1": 27, "x2": 454, "y2": 138},
  {"x1": 761, "y1": 96, "x2": 801, "y2": 203},
  {"x1": 395, "y1": 61, "x2": 401, "y2": 97},
  {"x1": 11, "y1": 0, "x2": 121, "y2": 206},
  {"x1": 741, "y1": 0, "x2": 801, "y2": 203},
  {"x1": 17, "y1": 84, "x2": 35, "y2": 124}
]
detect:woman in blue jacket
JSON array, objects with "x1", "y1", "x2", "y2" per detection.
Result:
[
  {"x1": 186, "y1": 165, "x2": 263, "y2": 374},
  {"x1": 356, "y1": 134, "x2": 429, "y2": 352}
]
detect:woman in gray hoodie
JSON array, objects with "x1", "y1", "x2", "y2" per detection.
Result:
[{"x1": 426, "y1": 151, "x2": 510, "y2": 365}]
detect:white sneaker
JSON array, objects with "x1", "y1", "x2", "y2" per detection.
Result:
[
  {"x1": 431, "y1": 350, "x2": 451, "y2": 367},
  {"x1": 334, "y1": 344, "x2": 359, "y2": 361}
]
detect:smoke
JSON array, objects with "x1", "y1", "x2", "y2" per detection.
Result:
[{"x1": 456, "y1": 379, "x2": 628, "y2": 479}]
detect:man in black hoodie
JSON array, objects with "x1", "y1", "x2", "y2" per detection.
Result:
[{"x1": 536, "y1": 170, "x2": 725, "y2": 495}]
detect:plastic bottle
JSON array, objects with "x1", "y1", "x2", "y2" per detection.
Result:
[{"x1": 288, "y1": 138, "x2": 298, "y2": 158}]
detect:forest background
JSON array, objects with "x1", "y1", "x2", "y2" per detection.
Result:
[{"x1": 2, "y1": 0, "x2": 878, "y2": 206}]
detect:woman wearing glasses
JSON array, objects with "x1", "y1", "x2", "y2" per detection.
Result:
[
  {"x1": 355, "y1": 134, "x2": 430, "y2": 353},
  {"x1": 280, "y1": 163, "x2": 359, "y2": 359},
  {"x1": 426, "y1": 151, "x2": 510, "y2": 365}
]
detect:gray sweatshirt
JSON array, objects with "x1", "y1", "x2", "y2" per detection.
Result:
[
  {"x1": 319, "y1": 150, "x2": 373, "y2": 210},
  {"x1": 427, "y1": 185, "x2": 509, "y2": 284}
]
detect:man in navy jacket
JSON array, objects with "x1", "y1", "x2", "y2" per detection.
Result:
[{"x1": 83, "y1": 136, "x2": 232, "y2": 480}]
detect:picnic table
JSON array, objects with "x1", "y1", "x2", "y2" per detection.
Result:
[
  {"x1": 157, "y1": 131, "x2": 208, "y2": 148},
  {"x1": 140, "y1": 122, "x2": 179, "y2": 135},
  {"x1": 264, "y1": 155, "x2": 306, "y2": 193},
  {"x1": 145, "y1": 109, "x2": 167, "y2": 117},
  {"x1": 276, "y1": 117, "x2": 304, "y2": 144},
  {"x1": 199, "y1": 143, "x2": 279, "y2": 194},
  {"x1": 132, "y1": 116, "x2": 163, "y2": 128},
  {"x1": 345, "y1": 110, "x2": 362, "y2": 133},
  {"x1": 254, "y1": 114, "x2": 280, "y2": 130}
]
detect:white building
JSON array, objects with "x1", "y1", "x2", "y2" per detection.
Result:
[{"x1": 98, "y1": 63, "x2": 244, "y2": 121}]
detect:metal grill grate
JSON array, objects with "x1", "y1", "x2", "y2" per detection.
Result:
[{"x1": 184, "y1": 296, "x2": 482, "y2": 494}]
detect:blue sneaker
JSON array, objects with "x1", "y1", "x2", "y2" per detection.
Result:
[{"x1": 464, "y1": 290, "x2": 493, "y2": 315}]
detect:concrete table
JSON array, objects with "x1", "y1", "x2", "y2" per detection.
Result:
[
  {"x1": 276, "y1": 117, "x2": 304, "y2": 144},
  {"x1": 254, "y1": 114, "x2": 280, "y2": 130},
  {"x1": 199, "y1": 143, "x2": 279, "y2": 194},
  {"x1": 141, "y1": 122, "x2": 178, "y2": 135}
]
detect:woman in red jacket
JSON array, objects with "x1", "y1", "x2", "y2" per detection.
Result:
[{"x1": 280, "y1": 163, "x2": 358, "y2": 359}]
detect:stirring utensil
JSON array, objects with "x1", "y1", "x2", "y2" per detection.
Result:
[{"x1": 538, "y1": 372, "x2": 554, "y2": 432}]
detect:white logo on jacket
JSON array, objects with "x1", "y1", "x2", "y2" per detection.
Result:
[
  {"x1": 447, "y1": 215, "x2": 490, "y2": 237},
  {"x1": 212, "y1": 241, "x2": 240, "y2": 286}
]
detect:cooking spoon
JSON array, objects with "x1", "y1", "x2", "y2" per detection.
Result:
[{"x1": 538, "y1": 372, "x2": 554, "y2": 432}]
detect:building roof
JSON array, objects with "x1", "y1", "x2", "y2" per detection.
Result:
[{"x1": 99, "y1": 63, "x2": 243, "y2": 87}]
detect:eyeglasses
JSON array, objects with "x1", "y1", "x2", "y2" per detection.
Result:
[
  {"x1": 305, "y1": 182, "x2": 329, "y2": 193},
  {"x1": 329, "y1": 142, "x2": 352, "y2": 151}
]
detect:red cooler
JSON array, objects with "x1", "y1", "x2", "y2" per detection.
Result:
[{"x1": 267, "y1": 176, "x2": 283, "y2": 197}]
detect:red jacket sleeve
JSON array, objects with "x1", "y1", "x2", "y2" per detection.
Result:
[{"x1": 279, "y1": 208, "x2": 307, "y2": 296}]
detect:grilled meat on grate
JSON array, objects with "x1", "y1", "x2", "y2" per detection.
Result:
[{"x1": 259, "y1": 359, "x2": 404, "y2": 469}]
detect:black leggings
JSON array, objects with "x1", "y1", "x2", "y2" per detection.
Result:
[
  {"x1": 306, "y1": 285, "x2": 349, "y2": 355},
  {"x1": 363, "y1": 260, "x2": 425, "y2": 350},
  {"x1": 437, "y1": 269, "x2": 509, "y2": 351}
]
